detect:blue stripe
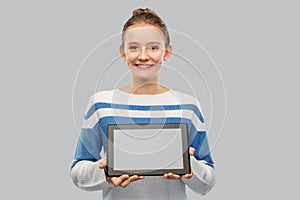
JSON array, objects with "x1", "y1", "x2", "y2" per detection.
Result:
[
  {"x1": 71, "y1": 158, "x2": 97, "y2": 169},
  {"x1": 190, "y1": 129, "x2": 215, "y2": 167},
  {"x1": 72, "y1": 123, "x2": 103, "y2": 169},
  {"x1": 84, "y1": 103, "x2": 204, "y2": 123},
  {"x1": 72, "y1": 116, "x2": 214, "y2": 168}
]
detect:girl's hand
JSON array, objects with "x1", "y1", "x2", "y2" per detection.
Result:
[
  {"x1": 99, "y1": 162, "x2": 144, "y2": 188},
  {"x1": 163, "y1": 147, "x2": 195, "y2": 180}
]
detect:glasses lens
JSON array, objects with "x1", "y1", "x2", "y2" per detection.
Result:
[{"x1": 126, "y1": 45, "x2": 163, "y2": 53}]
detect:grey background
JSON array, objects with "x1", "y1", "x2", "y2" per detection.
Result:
[{"x1": 0, "y1": 0, "x2": 299, "y2": 199}]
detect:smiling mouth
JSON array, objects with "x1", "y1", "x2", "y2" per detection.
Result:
[{"x1": 134, "y1": 64, "x2": 155, "y2": 69}]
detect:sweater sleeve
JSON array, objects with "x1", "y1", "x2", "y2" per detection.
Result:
[
  {"x1": 182, "y1": 98, "x2": 216, "y2": 195},
  {"x1": 71, "y1": 160, "x2": 112, "y2": 191},
  {"x1": 181, "y1": 156, "x2": 216, "y2": 195},
  {"x1": 70, "y1": 94, "x2": 112, "y2": 191}
]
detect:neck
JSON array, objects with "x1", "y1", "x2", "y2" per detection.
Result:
[
  {"x1": 131, "y1": 83, "x2": 160, "y2": 94},
  {"x1": 121, "y1": 79, "x2": 169, "y2": 95},
  {"x1": 131, "y1": 76, "x2": 159, "y2": 94}
]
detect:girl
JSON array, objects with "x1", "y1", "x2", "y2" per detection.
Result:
[{"x1": 71, "y1": 8, "x2": 216, "y2": 200}]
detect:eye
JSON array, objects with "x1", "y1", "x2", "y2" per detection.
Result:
[
  {"x1": 128, "y1": 45, "x2": 139, "y2": 51},
  {"x1": 149, "y1": 45, "x2": 160, "y2": 51}
]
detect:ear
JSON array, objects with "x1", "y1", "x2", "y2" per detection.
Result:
[
  {"x1": 163, "y1": 45, "x2": 172, "y2": 61},
  {"x1": 119, "y1": 45, "x2": 126, "y2": 61}
]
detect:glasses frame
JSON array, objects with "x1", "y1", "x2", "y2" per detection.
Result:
[{"x1": 125, "y1": 44, "x2": 165, "y2": 54}]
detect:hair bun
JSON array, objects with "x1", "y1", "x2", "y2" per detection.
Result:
[{"x1": 132, "y1": 8, "x2": 158, "y2": 17}]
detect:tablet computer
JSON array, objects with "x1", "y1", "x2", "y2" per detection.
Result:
[{"x1": 106, "y1": 123, "x2": 190, "y2": 177}]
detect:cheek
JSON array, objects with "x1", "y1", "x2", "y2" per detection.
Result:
[
  {"x1": 152, "y1": 53, "x2": 165, "y2": 63},
  {"x1": 125, "y1": 53, "x2": 137, "y2": 63}
]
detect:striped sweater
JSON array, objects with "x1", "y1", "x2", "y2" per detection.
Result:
[{"x1": 71, "y1": 89, "x2": 216, "y2": 200}]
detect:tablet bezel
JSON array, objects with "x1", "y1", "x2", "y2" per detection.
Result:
[{"x1": 106, "y1": 123, "x2": 190, "y2": 177}]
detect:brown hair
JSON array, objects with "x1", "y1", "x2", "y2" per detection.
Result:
[{"x1": 121, "y1": 8, "x2": 170, "y2": 47}]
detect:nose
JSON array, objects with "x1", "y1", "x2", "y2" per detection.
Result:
[{"x1": 138, "y1": 48, "x2": 149, "y2": 61}]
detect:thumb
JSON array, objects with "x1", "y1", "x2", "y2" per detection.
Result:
[
  {"x1": 99, "y1": 157, "x2": 107, "y2": 169},
  {"x1": 99, "y1": 162, "x2": 106, "y2": 169},
  {"x1": 189, "y1": 147, "x2": 195, "y2": 156}
]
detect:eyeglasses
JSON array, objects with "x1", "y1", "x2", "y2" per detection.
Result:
[{"x1": 126, "y1": 44, "x2": 164, "y2": 53}]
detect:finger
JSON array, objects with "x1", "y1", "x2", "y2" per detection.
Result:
[
  {"x1": 99, "y1": 159, "x2": 107, "y2": 169},
  {"x1": 184, "y1": 170, "x2": 193, "y2": 179},
  {"x1": 189, "y1": 147, "x2": 195, "y2": 156},
  {"x1": 99, "y1": 163, "x2": 107, "y2": 175},
  {"x1": 110, "y1": 177, "x2": 119, "y2": 187},
  {"x1": 111, "y1": 177, "x2": 126, "y2": 187},
  {"x1": 120, "y1": 175, "x2": 140, "y2": 188},
  {"x1": 120, "y1": 178, "x2": 132, "y2": 188},
  {"x1": 130, "y1": 175, "x2": 144, "y2": 181},
  {"x1": 111, "y1": 175, "x2": 130, "y2": 187},
  {"x1": 170, "y1": 173, "x2": 181, "y2": 179},
  {"x1": 99, "y1": 163, "x2": 106, "y2": 169},
  {"x1": 184, "y1": 173, "x2": 193, "y2": 179},
  {"x1": 164, "y1": 173, "x2": 181, "y2": 179}
]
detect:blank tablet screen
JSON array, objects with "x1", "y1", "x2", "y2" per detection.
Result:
[{"x1": 107, "y1": 123, "x2": 190, "y2": 176}]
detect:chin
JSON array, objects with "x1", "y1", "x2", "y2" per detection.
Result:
[{"x1": 135, "y1": 74, "x2": 158, "y2": 82}]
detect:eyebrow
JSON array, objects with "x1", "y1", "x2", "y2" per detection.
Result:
[{"x1": 127, "y1": 42, "x2": 139, "y2": 45}]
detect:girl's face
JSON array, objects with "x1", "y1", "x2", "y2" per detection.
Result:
[{"x1": 120, "y1": 23, "x2": 172, "y2": 82}]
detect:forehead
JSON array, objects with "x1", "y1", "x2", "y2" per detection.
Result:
[{"x1": 123, "y1": 24, "x2": 165, "y2": 44}]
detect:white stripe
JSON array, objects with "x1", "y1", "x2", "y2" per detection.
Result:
[
  {"x1": 82, "y1": 108, "x2": 205, "y2": 131},
  {"x1": 86, "y1": 89, "x2": 202, "y2": 108}
]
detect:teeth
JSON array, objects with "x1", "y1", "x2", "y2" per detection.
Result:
[{"x1": 136, "y1": 64, "x2": 153, "y2": 69}]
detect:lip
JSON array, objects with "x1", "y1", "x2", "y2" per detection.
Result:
[{"x1": 134, "y1": 63, "x2": 155, "y2": 69}]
